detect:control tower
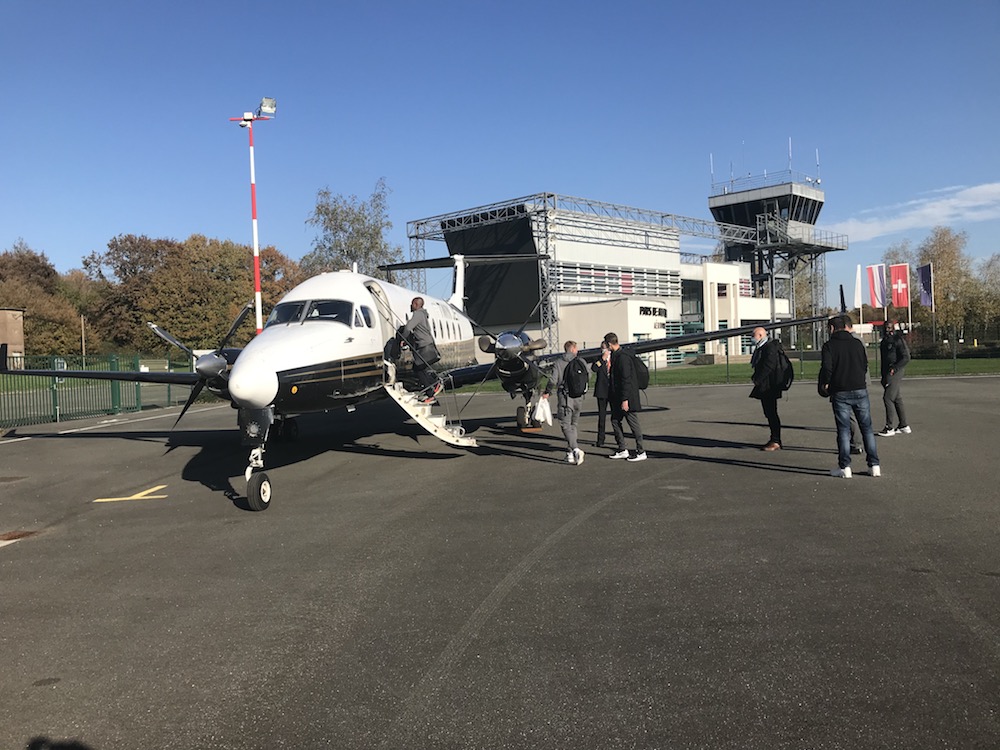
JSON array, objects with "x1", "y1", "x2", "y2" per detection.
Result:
[{"x1": 709, "y1": 170, "x2": 847, "y2": 346}]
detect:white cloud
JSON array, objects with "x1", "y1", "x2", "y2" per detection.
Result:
[{"x1": 827, "y1": 183, "x2": 1000, "y2": 243}]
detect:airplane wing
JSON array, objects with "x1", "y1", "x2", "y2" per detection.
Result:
[
  {"x1": 442, "y1": 314, "x2": 829, "y2": 389},
  {"x1": 1, "y1": 343, "x2": 201, "y2": 385},
  {"x1": 573, "y1": 314, "x2": 830, "y2": 364}
]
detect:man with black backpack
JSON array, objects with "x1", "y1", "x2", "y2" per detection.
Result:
[
  {"x1": 604, "y1": 332, "x2": 646, "y2": 462},
  {"x1": 750, "y1": 326, "x2": 793, "y2": 451},
  {"x1": 543, "y1": 341, "x2": 590, "y2": 465}
]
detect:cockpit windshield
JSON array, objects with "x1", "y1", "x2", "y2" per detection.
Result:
[
  {"x1": 265, "y1": 299, "x2": 355, "y2": 328},
  {"x1": 304, "y1": 300, "x2": 354, "y2": 325},
  {"x1": 265, "y1": 301, "x2": 306, "y2": 327}
]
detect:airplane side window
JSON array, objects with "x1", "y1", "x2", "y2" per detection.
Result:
[
  {"x1": 361, "y1": 306, "x2": 375, "y2": 327},
  {"x1": 305, "y1": 300, "x2": 353, "y2": 325}
]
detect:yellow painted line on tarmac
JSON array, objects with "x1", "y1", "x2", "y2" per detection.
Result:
[{"x1": 94, "y1": 485, "x2": 169, "y2": 503}]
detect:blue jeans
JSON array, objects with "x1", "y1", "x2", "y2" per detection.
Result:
[{"x1": 831, "y1": 390, "x2": 879, "y2": 469}]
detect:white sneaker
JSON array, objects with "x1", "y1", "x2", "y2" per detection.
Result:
[
  {"x1": 574, "y1": 448, "x2": 585, "y2": 465},
  {"x1": 870, "y1": 465, "x2": 881, "y2": 477},
  {"x1": 831, "y1": 466, "x2": 852, "y2": 478},
  {"x1": 566, "y1": 451, "x2": 577, "y2": 465},
  {"x1": 897, "y1": 426, "x2": 911, "y2": 434},
  {"x1": 609, "y1": 450, "x2": 630, "y2": 459},
  {"x1": 627, "y1": 451, "x2": 648, "y2": 462},
  {"x1": 876, "y1": 427, "x2": 897, "y2": 437}
]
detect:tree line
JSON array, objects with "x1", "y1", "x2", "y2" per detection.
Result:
[
  {"x1": 877, "y1": 227, "x2": 1000, "y2": 347},
  {"x1": 1, "y1": 180, "x2": 404, "y2": 355}
]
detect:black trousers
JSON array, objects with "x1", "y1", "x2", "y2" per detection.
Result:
[
  {"x1": 595, "y1": 397, "x2": 608, "y2": 445},
  {"x1": 414, "y1": 364, "x2": 437, "y2": 394},
  {"x1": 760, "y1": 396, "x2": 781, "y2": 445},
  {"x1": 882, "y1": 372, "x2": 908, "y2": 428},
  {"x1": 610, "y1": 406, "x2": 643, "y2": 453}
]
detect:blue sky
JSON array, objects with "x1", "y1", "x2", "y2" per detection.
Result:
[{"x1": 3, "y1": 0, "x2": 998, "y2": 304}]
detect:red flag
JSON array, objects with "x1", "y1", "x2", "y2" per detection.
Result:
[{"x1": 889, "y1": 264, "x2": 910, "y2": 308}]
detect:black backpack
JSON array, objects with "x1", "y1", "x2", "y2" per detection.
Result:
[
  {"x1": 563, "y1": 357, "x2": 590, "y2": 398},
  {"x1": 632, "y1": 353, "x2": 650, "y2": 390},
  {"x1": 777, "y1": 344, "x2": 794, "y2": 391}
]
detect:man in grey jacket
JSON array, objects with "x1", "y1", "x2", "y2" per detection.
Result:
[
  {"x1": 399, "y1": 297, "x2": 441, "y2": 403},
  {"x1": 542, "y1": 341, "x2": 587, "y2": 465}
]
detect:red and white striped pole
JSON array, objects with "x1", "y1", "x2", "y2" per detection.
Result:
[{"x1": 231, "y1": 105, "x2": 274, "y2": 334}]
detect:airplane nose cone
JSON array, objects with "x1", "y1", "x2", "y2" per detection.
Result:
[{"x1": 228, "y1": 364, "x2": 278, "y2": 409}]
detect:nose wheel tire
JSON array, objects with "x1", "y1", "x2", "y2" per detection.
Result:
[{"x1": 247, "y1": 472, "x2": 272, "y2": 511}]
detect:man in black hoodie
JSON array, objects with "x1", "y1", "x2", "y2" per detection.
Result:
[
  {"x1": 877, "y1": 320, "x2": 912, "y2": 436},
  {"x1": 818, "y1": 315, "x2": 880, "y2": 479}
]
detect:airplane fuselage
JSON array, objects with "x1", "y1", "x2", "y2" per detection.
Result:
[{"x1": 227, "y1": 271, "x2": 479, "y2": 416}]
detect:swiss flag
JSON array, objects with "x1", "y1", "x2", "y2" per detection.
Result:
[{"x1": 890, "y1": 263, "x2": 910, "y2": 308}]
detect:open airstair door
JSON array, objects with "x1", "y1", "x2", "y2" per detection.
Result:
[
  {"x1": 383, "y1": 382, "x2": 477, "y2": 448},
  {"x1": 364, "y1": 280, "x2": 400, "y2": 385}
]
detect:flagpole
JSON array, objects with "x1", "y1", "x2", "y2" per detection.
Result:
[
  {"x1": 856, "y1": 264, "x2": 864, "y2": 324},
  {"x1": 907, "y1": 263, "x2": 912, "y2": 332},
  {"x1": 930, "y1": 261, "x2": 936, "y2": 341}
]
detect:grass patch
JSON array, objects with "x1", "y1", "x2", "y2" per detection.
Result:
[{"x1": 452, "y1": 357, "x2": 1000, "y2": 392}]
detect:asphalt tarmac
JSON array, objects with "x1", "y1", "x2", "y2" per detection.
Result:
[{"x1": 2, "y1": 377, "x2": 999, "y2": 749}]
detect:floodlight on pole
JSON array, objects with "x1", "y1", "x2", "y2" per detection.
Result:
[{"x1": 230, "y1": 97, "x2": 277, "y2": 334}]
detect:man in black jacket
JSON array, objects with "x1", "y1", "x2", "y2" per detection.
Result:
[
  {"x1": 604, "y1": 332, "x2": 646, "y2": 462},
  {"x1": 877, "y1": 321, "x2": 912, "y2": 436},
  {"x1": 750, "y1": 326, "x2": 783, "y2": 451},
  {"x1": 819, "y1": 315, "x2": 880, "y2": 478},
  {"x1": 591, "y1": 341, "x2": 611, "y2": 448}
]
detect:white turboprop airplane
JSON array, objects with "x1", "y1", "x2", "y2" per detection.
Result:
[{"x1": 1, "y1": 256, "x2": 830, "y2": 511}]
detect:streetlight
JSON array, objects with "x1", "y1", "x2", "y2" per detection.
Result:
[{"x1": 230, "y1": 97, "x2": 277, "y2": 334}]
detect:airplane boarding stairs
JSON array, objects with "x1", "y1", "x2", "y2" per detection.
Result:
[{"x1": 382, "y1": 378, "x2": 477, "y2": 449}]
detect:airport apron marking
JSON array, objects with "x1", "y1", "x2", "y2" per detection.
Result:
[{"x1": 94, "y1": 485, "x2": 169, "y2": 503}]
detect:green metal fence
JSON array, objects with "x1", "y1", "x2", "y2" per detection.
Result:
[{"x1": 0, "y1": 354, "x2": 192, "y2": 429}]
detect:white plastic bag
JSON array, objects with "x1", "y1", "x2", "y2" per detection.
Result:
[{"x1": 532, "y1": 398, "x2": 553, "y2": 426}]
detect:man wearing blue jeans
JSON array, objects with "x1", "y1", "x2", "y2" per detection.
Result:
[{"x1": 818, "y1": 315, "x2": 880, "y2": 478}]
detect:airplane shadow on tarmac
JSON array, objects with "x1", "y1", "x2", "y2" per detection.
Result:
[
  {"x1": 648, "y1": 448, "x2": 832, "y2": 476},
  {"x1": 15, "y1": 399, "x2": 483, "y2": 511},
  {"x1": 650, "y1": 432, "x2": 833, "y2": 455},
  {"x1": 26, "y1": 737, "x2": 94, "y2": 750},
  {"x1": 690, "y1": 419, "x2": 835, "y2": 433}
]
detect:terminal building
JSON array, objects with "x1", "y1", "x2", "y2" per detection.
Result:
[{"x1": 405, "y1": 174, "x2": 846, "y2": 363}]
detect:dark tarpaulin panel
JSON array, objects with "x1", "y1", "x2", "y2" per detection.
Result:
[{"x1": 442, "y1": 215, "x2": 540, "y2": 328}]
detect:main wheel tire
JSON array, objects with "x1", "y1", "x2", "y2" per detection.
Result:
[
  {"x1": 247, "y1": 472, "x2": 272, "y2": 511},
  {"x1": 516, "y1": 406, "x2": 528, "y2": 428}
]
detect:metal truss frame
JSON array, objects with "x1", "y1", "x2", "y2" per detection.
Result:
[{"x1": 407, "y1": 192, "x2": 845, "y2": 347}]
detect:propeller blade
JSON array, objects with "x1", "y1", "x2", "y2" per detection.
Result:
[
  {"x1": 217, "y1": 302, "x2": 254, "y2": 351},
  {"x1": 459, "y1": 361, "x2": 497, "y2": 415},
  {"x1": 514, "y1": 294, "x2": 548, "y2": 336},
  {"x1": 173, "y1": 381, "x2": 205, "y2": 428},
  {"x1": 148, "y1": 323, "x2": 194, "y2": 357}
]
